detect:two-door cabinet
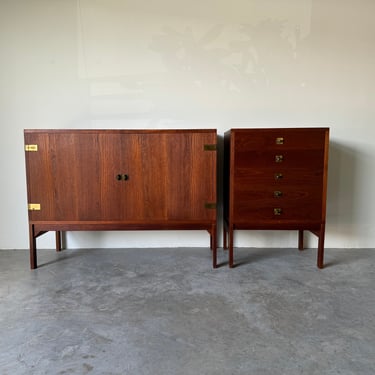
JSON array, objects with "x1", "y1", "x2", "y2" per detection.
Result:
[
  {"x1": 24, "y1": 129, "x2": 218, "y2": 269},
  {"x1": 224, "y1": 128, "x2": 329, "y2": 268}
]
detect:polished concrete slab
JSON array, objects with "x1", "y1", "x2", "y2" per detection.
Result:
[{"x1": 0, "y1": 247, "x2": 374, "y2": 375}]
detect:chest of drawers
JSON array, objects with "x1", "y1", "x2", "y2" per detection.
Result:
[
  {"x1": 223, "y1": 128, "x2": 329, "y2": 268},
  {"x1": 24, "y1": 129, "x2": 217, "y2": 269}
]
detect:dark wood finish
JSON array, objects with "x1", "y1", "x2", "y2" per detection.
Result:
[
  {"x1": 55, "y1": 231, "x2": 62, "y2": 252},
  {"x1": 24, "y1": 129, "x2": 217, "y2": 269},
  {"x1": 223, "y1": 128, "x2": 329, "y2": 268}
]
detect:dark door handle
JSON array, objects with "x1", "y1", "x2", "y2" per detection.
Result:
[{"x1": 116, "y1": 174, "x2": 129, "y2": 181}]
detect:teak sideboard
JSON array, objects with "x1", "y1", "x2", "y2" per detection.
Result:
[
  {"x1": 223, "y1": 128, "x2": 329, "y2": 268},
  {"x1": 24, "y1": 129, "x2": 218, "y2": 269}
]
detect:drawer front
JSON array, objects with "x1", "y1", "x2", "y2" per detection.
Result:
[
  {"x1": 234, "y1": 149, "x2": 325, "y2": 170},
  {"x1": 233, "y1": 188, "x2": 323, "y2": 222},
  {"x1": 234, "y1": 166, "x2": 324, "y2": 186},
  {"x1": 233, "y1": 203, "x2": 322, "y2": 222},
  {"x1": 233, "y1": 128, "x2": 327, "y2": 152}
]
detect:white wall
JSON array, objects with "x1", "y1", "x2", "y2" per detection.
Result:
[{"x1": 1, "y1": 0, "x2": 374, "y2": 250}]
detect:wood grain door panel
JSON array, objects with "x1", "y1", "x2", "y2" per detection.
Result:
[
  {"x1": 26, "y1": 132, "x2": 104, "y2": 221},
  {"x1": 25, "y1": 130, "x2": 217, "y2": 223}
]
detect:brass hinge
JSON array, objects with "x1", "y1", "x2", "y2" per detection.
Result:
[
  {"x1": 204, "y1": 144, "x2": 217, "y2": 151},
  {"x1": 25, "y1": 144, "x2": 38, "y2": 152},
  {"x1": 205, "y1": 202, "x2": 217, "y2": 209},
  {"x1": 28, "y1": 203, "x2": 41, "y2": 211}
]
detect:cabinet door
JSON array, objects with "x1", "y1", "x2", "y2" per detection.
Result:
[
  {"x1": 116, "y1": 132, "x2": 217, "y2": 222},
  {"x1": 165, "y1": 131, "x2": 216, "y2": 221},
  {"x1": 25, "y1": 132, "x2": 112, "y2": 221}
]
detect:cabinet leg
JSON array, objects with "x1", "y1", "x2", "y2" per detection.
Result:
[
  {"x1": 317, "y1": 225, "x2": 325, "y2": 269},
  {"x1": 56, "y1": 231, "x2": 62, "y2": 252},
  {"x1": 29, "y1": 224, "x2": 37, "y2": 269},
  {"x1": 298, "y1": 230, "x2": 304, "y2": 251},
  {"x1": 229, "y1": 225, "x2": 234, "y2": 268},
  {"x1": 212, "y1": 249, "x2": 217, "y2": 268},
  {"x1": 223, "y1": 223, "x2": 228, "y2": 250},
  {"x1": 211, "y1": 224, "x2": 217, "y2": 268}
]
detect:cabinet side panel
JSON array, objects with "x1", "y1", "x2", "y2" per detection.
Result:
[
  {"x1": 321, "y1": 129, "x2": 330, "y2": 222},
  {"x1": 223, "y1": 131, "x2": 231, "y2": 222}
]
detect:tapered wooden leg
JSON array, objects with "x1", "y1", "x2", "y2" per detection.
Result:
[
  {"x1": 212, "y1": 224, "x2": 218, "y2": 268},
  {"x1": 229, "y1": 225, "x2": 234, "y2": 268},
  {"x1": 298, "y1": 230, "x2": 304, "y2": 250},
  {"x1": 29, "y1": 224, "x2": 37, "y2": 269},
  {"x1": 317, "y1": 224, "x2": 325, "y2": 269},
  {"x1": 55, "y1": 231, "x2": 62, "y2": 252},
  {"x1": 223, "y1": 222, "x2": 228, "y2": 250}
]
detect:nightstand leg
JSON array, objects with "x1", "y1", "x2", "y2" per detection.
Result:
[
  {"x1": 213, "y1": 248, "x2": 217, "y2": 268},
  {"x1": 29, "y1": 224, "x2": 37, "y2": 270},
  {"x1": 211, "y1": 224, "x2": 217, "y2": 268},
  {"x1": 229, "y1": 225, "x2": 234, "y2": 268},
  {"x1": 56, "y1": 231, "x2": 62, "y2": 252},
  {"x1": 317, "y1": 224, "x2": 325, "y2": 269},
  {"x1": 298, "y1": 230, "x2": 304, "y2": 250},
  {"x1": 223, "y1": 223, "x2": 228, "y2": 250}
]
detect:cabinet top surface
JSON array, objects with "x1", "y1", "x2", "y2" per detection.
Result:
[
  {"x1": 24, "y1": 129, "x2": 216, "y2": 135},
  {"x1": 226, "y1": 127, "x2": 329, "y2": 134}
]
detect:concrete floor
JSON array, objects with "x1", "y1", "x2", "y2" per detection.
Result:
[{"x1": 0, "y1": 247, "x2": 374, "y2": 375}]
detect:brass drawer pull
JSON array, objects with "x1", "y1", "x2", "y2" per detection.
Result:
[
  {"x1": 274, "y1": 173, "x2": 283, "y2": 180},
  {"x1": 274, "y1": 191, "x2": 283, "y2": 198},
  {"x1": 275, "y1": 155, "x2": 284, "y2": 163},
  {"x1": 274, "y1": 208, "x2": 282, "y2": 215},
  {"x1": 275, "y1": 137, "x2": 284, "y2": 145}
]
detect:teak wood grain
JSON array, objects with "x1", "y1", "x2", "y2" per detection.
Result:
[
  {"x1": 25, "y1": 129, "x2": 217, "y2": 269},
  {"x1": 223, "y1": 128, "x2": 329, "y2": 268}
]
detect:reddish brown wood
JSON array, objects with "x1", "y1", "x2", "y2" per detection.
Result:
[
  {"x1": 29, "y1": 224, "x2": 37, "y2": 270},
  {"x1": 24, "y1": 129, "x2": 217, "y2": 269},
  {"x1": 317, "y1": 224, "x2": 326, "y2": 269},
  {"x1": 55, "y1": 231, "x2": 62, "y2": 252},
  {"x1": 210, "y1": 223, "x2": 218, "y2": 268},
  {"x1": 224, "y1": 128, "x2": 329, "y2": 268},
  {"x1": 298, "y1": 230, "x2": 304, "y2": 250}
]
